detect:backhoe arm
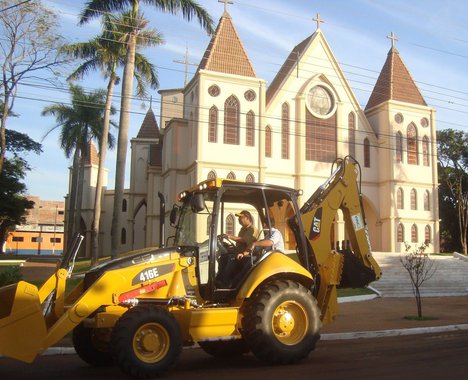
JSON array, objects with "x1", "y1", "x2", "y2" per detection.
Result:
[{"x1": 300, "y1": 158, "x2": 381, "y2": 323}]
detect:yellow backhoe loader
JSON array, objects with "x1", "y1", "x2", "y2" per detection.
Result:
[{"x1": 0, "y1": 157, "x2": 381, "y2": 378}]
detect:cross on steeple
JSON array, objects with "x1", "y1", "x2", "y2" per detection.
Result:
[
  {"x1": 173, "y1": 45, "x2": 198, "y2": 86},
  {"x1": 313, "y1": 13, "x2": 324, "y2": 30},
  {"x1": 218, "y1": 0, "x2": 233, "y2": 13},
  {"x1": 387, "y1": 31, "x2": 399, "y2": 49}
]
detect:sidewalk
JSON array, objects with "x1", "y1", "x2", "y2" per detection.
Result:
[{"x1": 320, "y1": 295, "x2": 468, "y2": 339}]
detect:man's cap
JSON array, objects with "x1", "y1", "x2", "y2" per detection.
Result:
[{"x1": 235, "y1": 210, "x2": 253, "y2": 221}]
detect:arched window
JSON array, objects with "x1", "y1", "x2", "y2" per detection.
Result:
[
  {"x1": 227, "y1": 171, "x2": 236, "y2": 180},
  {"x1": 397, "y1": 223, "x2": 404, "y2": 242},
  {"x1": 226, "y1": 214, "x2": 235, "y2": 235},
  {"x1": 189, "y1": 111, "x2": 194, "y2": 146},
  {"x1": 348, "y1": 112, "x2": 356, "y2": 158},
  {"x1": 363, "y1": 138, "x2": 370, "y2": 168},
  {"x1": 407, "y1": 123, "x2": 418, "y2": 165},
  {"x1": 224, "y1": 95, "x2": 240, "y2": 145},
  {"x1": 396, "y1": 131, "x2": 403, "y2": 163},
  {"x1": 246, "y1": 110, "x2": 255, "y2": 147},
  {"x1": 122, "y1": 199, "x2": 127, "y2": 212},
  {"x1": 411, "y1": 188, "x2": 417, "y2": 210},
  {"x1": 246, "y1": 173, "x2": 255, "y2": 183},
  {"x1": 422, "y1": 136, "x2": 430, "y2": 166},
  {"x1": 305, "y1": 110, "x2": 337, "y2": 162},
  {"x1": 207, "y1": 170, "x2": 216, "y2": 180},
  {"x1": 411, "y1": 224, "x2": 418, "y2": 243},
  {"x1": 121, "y1": 228, "x2": 126, "y2": 245},
  {"x1": 425, "y1": 225, "x2": 431, "y2": 244},
  {"x1": 424, "y1": 190, "x2": 430, "y2": 211},
  {"x1": 265, "y1": 125, "x2": 272, "y2": 158},
  {"x1": 281, "y1": 103, "x2": 289, "y2": 159},
  {"x1": 397, "y1": 187, "x2": 404, "y2": 209},
  {"x1": 208, "y1": 106, "x2": 218, "y2": 143}
]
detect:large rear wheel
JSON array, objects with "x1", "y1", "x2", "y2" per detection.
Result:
[
  {"x1": 112, "y1": 305, "x2": 182, "y2": 379},
  {"x1": 72, "y1": 323, "x2": 113, "y2": 366},
  {"x1": 242, "y1": 279, "x2": 321, "y2": 364}
]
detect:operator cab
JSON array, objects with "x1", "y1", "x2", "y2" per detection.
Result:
[{"x1": 171, "y1": 179, "x2": 310, "y2": 302}]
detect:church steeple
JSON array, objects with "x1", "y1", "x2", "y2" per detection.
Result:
[
  {"x1": 366, "y1": 35, "x2": 426, "y2": 111},
  {"x1": 197, "y1": 9, "x2": 256, "y2": 77},
  {"x1": 136, "y1": 107, "x2": 160, "y2": 139}
]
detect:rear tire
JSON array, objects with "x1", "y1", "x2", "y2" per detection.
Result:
[
  {"x1": 72, "y1": 323, "x2": 113, "y2": 366},
  {"x1": 198, "y1": 339, "x2": 250, "y2": 357},
  {"x1": 242, "y1": 279, "x2": 321, "y2": 365},
  {"x1": 112, "y1": 305, "x2": 182, "y2": 379}
]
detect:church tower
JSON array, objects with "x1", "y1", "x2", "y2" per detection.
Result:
[
  {"x1": 365, "y1": 34, "x2": 439, "y2": 252},
  {"x1": 128, "y1": 107, "x2": 161, "y2": 251}
]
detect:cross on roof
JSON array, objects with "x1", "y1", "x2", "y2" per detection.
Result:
[
  {"x1": 173, "y1": 45, "x2": 198, "y2": 86},
  {"x1": 387, "y1": 31, "x2": 399, "y2": 49},
  {"x1": 218, "y1": 0, "x2": 233, "y2": 12},
  {"x1": 313, "y1": 13, "x2": 324, "y2": 30}
]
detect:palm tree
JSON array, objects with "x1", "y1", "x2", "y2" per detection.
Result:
[
  {"x1": 62, "y1": 12, "x2": 162, "y2": 264},
  {"x1": 42, "y1": 84, "x2": 116, "y2": 253},
  {"x1": 79, "y1": 0, "x2": 214, "y2": 258}
]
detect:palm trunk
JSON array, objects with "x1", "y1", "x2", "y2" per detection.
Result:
[
  {"x1": 66, "y1": 148, "x2": 80, "y2": 250},
  {"x1": 91, "y1": 75, "x2": 116, "y2": 265},
  {"x1": 110, "y1": 32, "x2": 137, "y2": 259},
  {"x1": 74, "y1": 153, "x2": 86, "y2": 257}
]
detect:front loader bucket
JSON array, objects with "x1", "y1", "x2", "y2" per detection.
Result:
[{"x1": 0, "y1": 281, "x2": 47, "y2": 363}]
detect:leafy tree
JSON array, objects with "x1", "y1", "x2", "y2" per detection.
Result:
[
  {"x1": 63, "y1": 12, "x2": 162, "y2": 264},
  {"x1": 0, "y1": 0, "x2": 64, "y2": 173},
  {"x1": 437, "y1": 129, "x2": 468, "y2": 254},
  {"x1": 42, "y1": 84, "x2": 116, "y2": 253},
  {"x1": 0, "y1": 130, "x2": 41, "y2": 254},
  {"x1": 79, "y1": 0, "x2": 214, "y2": 258}
]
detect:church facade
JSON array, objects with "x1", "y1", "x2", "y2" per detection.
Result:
[{"x1": 76, "y1": 10, "x2": 439, "y2": 258}]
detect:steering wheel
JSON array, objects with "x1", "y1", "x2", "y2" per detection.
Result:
[{"x1": 217, "y1": 234, "x2": 237, "y2": 254}]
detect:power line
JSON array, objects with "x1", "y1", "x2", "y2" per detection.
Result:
[{"x1": 0, "y1": 0, "x2": 31, "y2": 13}]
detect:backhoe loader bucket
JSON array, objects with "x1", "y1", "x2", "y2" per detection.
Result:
[
  {"x1": 0, "y1": 234, "x2": 84, "y2": 362},
  {"x1": 0, "y1": 281, "x2": 47, "y2": 362}
]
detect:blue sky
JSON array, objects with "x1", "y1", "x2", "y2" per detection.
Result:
[{"x1": 8, "y1": 0, "x2": 468, "y2": 200}]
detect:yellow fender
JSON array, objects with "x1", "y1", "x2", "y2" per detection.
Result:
[{"x1": 236, "y1": 252, "x2": 314, "y2": 302}]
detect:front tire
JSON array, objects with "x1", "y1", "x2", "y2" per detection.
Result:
[
  {"x1": 72, "y1": 323, "x2": 113, "y2": 366},
  {"x1": 242, "y1": 280, "x2": 321, "y2": 365},
  {"x1": 112, "y1": 305, "x2": 182, "y2": 379}
]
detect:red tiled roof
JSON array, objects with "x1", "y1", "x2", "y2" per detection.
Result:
[
  {"x1": 266, "y1": 33, "x2": 314, "y2": 105},
  {"x1": 84, "y1": 141, "x2": 99, "y2": 166},
  {"x1": 366, "y1": 47, "x2": 426, "y2": 110},
  {"x1": 137, "y1": 108, "x2": 160, "y2": 139},
  {"x1": 197, "y1": 11, "x2": 256, "y2": 77}
]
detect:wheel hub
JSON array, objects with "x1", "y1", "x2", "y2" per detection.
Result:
[
  {"x1": 133, "y1": 323, "x2": 169, "y2": 363},
  {"x1": 272, "y1": 301, "x2": 308, "y2": 345}
]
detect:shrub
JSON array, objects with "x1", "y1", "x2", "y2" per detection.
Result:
[{"x1": 0, "y1": 266, "x2": 23, "y2": 287}]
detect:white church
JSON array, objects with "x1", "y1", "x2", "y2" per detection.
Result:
[{"x1": 74, "y1": 9, "x2": 439, "y2": 258}]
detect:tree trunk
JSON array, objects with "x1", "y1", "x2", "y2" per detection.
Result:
[
  {"x1": 73, "y1": 154, "x2": 86, "y2": 257},
  {"x1": 66, "y1": 148, "x2": 80, "y2": 250},
  {"x1": 91, "y1": 75, "x2": 115, "y2": 265},
  {"x1": 110, "y1": 32, "x2": 136, "y2": 259},
  {"x1": 0, "y1": 94, "x2": 10, "y2": 174}
]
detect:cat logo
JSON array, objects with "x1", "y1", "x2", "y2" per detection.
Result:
[{"x1": 309, "y1": 207, "x2": 322, "y2": 241}]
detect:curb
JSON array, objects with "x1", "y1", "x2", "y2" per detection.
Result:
[
  {"x1": 321, "y1": 323, "x2": 468, "y2": 341},
  {"x1": 42, "y1": 323, "x2": 468, "y2": 356}
]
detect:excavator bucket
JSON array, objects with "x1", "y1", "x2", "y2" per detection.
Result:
[{"x1": 0, "y1": 281, "x2": 47, "y2": 362}]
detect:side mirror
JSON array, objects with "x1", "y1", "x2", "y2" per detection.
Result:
[
  {"x1": 170, "y1": 205, "x2": 180, "y2": 227},
  {"x1": 191, "y1": 193, "x2": 205, "y2": 213}
]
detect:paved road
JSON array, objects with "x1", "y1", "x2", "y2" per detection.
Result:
[{"x1": 1, "y1": 331, "x2": 467, "y2": 380}]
